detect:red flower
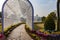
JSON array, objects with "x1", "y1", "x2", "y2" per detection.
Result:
[{"x1": 0, "y1": 34, "x2": 3, "y2": 38}]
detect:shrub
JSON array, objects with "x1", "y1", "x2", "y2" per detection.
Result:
[
  {"x1": 41, "y1": 16, "x2": 46, "y2": 23},
  {"x1": 4, "y1": 23, "x2": 23, "y2": 37},
  {"x1": 44, "y1": 13, "x2": 55, "y2": 32},
  {"x1": 25, "y1": 25, "x2": 41, "y2": 40}
]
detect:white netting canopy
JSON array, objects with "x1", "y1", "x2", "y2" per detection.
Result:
[{"x1": 4, "y1": 0, "x2": 33, "y2": 29}]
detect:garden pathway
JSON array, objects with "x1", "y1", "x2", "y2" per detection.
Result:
[{"x1": 7, "y1": 24, "x2": 32, "y2": 40}]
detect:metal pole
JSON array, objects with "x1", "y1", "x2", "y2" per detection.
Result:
[{"x1": 57, "y1": 0, "x2": 60, "y2": 31}]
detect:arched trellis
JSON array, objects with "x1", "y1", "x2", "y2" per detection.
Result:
[{"x1": 2, "y1": 0, "x2": 34, "y2": 32}]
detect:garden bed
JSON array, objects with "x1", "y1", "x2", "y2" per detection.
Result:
[
  {"x1": 25, "y1": 25, "x2": 41, "y2": 40},
  {"x1": 25, "y1": 25, "x2": 60, "y2": 40}
]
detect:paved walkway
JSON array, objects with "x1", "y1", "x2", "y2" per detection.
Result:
[{"x1": 7, "y1": 24, "x2": 32, "y2": 40}]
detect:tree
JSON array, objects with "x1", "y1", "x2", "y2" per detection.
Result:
[
  {"x1": 48, "y1": 12, "x2": 57, "y2": 20},
  {"x1": 41, "y1": 16, "x2": 46, "y2": 22},
  {"x1": 44, "y1": 12, "x2": 55, "y2": 32}
]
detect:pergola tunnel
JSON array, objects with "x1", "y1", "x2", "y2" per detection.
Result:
[{"x1": 3, "y1": 0, "x2": 33, "y2": 32}]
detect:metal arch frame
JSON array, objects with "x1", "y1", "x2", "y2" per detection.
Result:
[
  {"x1": 2, "y1": 0, "x2": 8, "y2": 33},
  {"x1": 28, "y1": 0, "x2": 34, "y2": 29},
  {"x1": 2, "y1": 0, "x2": 34, "y2": 33}
]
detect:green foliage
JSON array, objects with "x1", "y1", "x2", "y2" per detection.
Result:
[
  {"x1": 41, "y1": 16, "x2": 46, "y2": 22},
  {"x1": 44, "y1": 12, "x2": 55, "y2": 31},
  {"x1": 34, "y1": 24, "x2": 40, "y2": 31},
  {"x1": 25, "y1": 25, "x2": 41, "y2": 40},
  {"x1": 4, "y1": 23, "x2": 25, "y2": 37},
  {"x1": 0, "y1": 12, "x2": 2, "y2": 18},
  {"x1": 48, "y1": 12, "x2": 57, "y2": 20},
  {"x1": 0, "y1": 23, "x2": 2, "y2": 32},
  {"x1": 0, "y1": 26, "x2": 2, "y2": 32}
]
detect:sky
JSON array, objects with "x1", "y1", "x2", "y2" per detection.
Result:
[
  {"x1": 0, "y1": 0, "x2": 5, "y2": 11},
  {"x1": 29, "y1": 0, "x2": 57, "y2": 17},
  {"x1": 0, "y1": 0, "x2": 57, "y2": 17}
]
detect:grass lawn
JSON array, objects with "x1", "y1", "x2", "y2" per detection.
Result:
[
  {"x1": 25, "y1": 25, "x2": 41, "y2": 40},
  {"x1": 34, "y1": 21, "x2": 58, "y2": 34},
  {"x1": 0, "y1": 23, "x2": 2, "y2": 32},
  {"x1": 34, "y1": 22, "x2": 44, "y2": 32},
  {"x1": 34, "y1": 21, "x2": 57, "y2": 29}
]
